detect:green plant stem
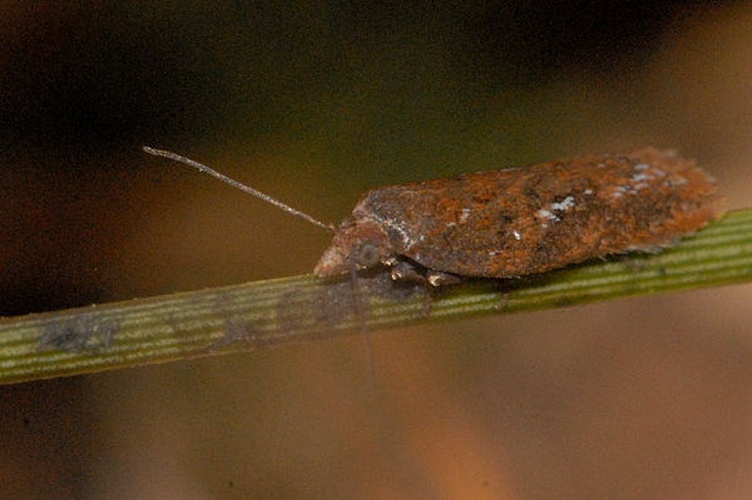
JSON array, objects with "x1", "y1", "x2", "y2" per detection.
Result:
[{"x1": 1, "y1": 209, "x2": 751, "y2": 385}]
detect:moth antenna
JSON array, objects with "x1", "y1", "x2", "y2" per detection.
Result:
[{"x1": 143, "y1": 146, "x2": 335, "y2": 233}]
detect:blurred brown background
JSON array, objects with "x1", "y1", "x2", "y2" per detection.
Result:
[{"x1": 1, "y1": 2, "x2": 751, "y2": 498}]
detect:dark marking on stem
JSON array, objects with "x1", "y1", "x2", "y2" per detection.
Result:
[
  {"x1": 38, "y1": 314, "x2": 118, "y2": 354},
  {"x1": 314, "y1": 279, "x2": 358, "y2": 327},
  {"x1": 204, "y1": 293, "x2": 263, "y2": 350},
  {"x1": 206, "y1": 317, "x2": 259, "y2": 351}
]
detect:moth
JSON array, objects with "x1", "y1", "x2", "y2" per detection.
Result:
[{"x1": 143, "y1": 147, "x2": 724, "y2": 287}]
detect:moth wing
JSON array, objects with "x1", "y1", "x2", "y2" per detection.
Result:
[
  {"x1": 355, "y1": 169, "x2": 543, "y2": 278},
  {"x1": 355, "y1": 149, "x2": 722, "y2": 278}
]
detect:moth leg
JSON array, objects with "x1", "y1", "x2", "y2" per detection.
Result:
[
  {"x1": 389, "y1": 261, "x2": 464, "y2": 316},
  {"x1": 425, "y1": 271, "x2": 464, "y2": 316},
  {"x1": 388, "y1": 261, "x2": 433, "y2": 316},
  {"x1": 389, "y1": 260, "x2": 426, "y2": 283},
  {"x1": 426, "y1": 270, "x2": 463, "y2": 287}
]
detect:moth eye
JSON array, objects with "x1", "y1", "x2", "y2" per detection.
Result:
[{"x1": 356, "y1": 242, "x2": 381, "y2": 268}]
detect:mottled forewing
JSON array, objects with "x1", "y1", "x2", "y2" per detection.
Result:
[{"x1": 354, "y1": 148, "x2": 723, "y2": 278}]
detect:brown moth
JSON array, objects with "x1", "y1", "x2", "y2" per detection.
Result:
[{"x1": 143, "y1": 147, "x2": 724, "y2": 287}]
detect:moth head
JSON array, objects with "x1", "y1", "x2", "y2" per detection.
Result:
[{"x1": 314, "y1": 219, "x2": 390, "y2": 277}]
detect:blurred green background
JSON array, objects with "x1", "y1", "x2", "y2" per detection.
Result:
[{"x1": 2, "y1": 2, "x2": 752, "y2": 498}]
